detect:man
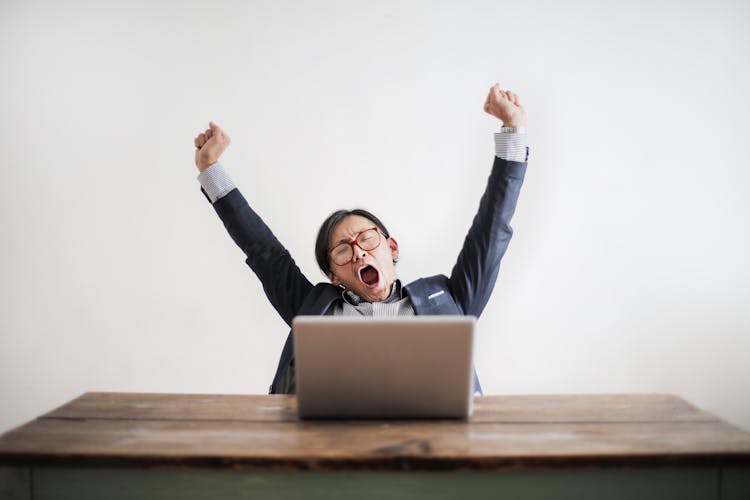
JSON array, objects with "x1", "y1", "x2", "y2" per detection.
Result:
[{"x1": 193, "y1": 83, "x2": 528, "y2": 394}]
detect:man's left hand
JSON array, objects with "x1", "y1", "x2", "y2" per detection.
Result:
[{"x1": 484, "y1": 83, "x2": 527, "y2": 127}]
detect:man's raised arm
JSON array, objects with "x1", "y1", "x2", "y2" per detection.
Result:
[
  {"x1": 193, "y1": 122, "x2": 314, "y2": 326},
  {"x1": 448, "y1": 84, "x2": 528, "y2": 317}
]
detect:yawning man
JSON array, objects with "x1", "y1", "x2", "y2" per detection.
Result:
[{"x1": 192, "y1": 83, "x2": 528, "y2": 394}]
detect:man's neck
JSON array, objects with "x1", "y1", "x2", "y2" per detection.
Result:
[{"x1": 342, "y1": 280, "x2": 403, "y2": 305}]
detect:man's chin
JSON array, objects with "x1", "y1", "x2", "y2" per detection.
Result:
[{"x1": 353, "y1": 282, "x2": 390, "y2": 302}]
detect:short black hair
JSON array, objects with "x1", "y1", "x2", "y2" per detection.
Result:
[{"x1": 315, "y1": 208, "x2": 391, "y2": 276}]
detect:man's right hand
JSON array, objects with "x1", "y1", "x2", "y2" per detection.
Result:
[{"x1": 194, "y1": 122, "x2": 231, "y2": 172}]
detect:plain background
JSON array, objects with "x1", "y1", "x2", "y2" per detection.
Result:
[{"x1": 1, "y1": 0, "x2": 748, "y2": 433}]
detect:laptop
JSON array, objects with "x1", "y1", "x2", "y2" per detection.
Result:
[{"x1": 292, "y1": 315, "x2": 475, "y2": 419}]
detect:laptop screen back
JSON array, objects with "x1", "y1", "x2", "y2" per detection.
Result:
[{"x1": 292, "y1": 315, "x2": 475, "y2": 419}]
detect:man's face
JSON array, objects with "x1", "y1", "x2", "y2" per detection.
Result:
[{"x1": 326, "y1": 215, "x2": 399, "y2": 302}]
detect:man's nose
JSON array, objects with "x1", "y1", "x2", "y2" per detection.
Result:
[{"x1": 352, "y1": 245, "x2": 367, "y2": 261}]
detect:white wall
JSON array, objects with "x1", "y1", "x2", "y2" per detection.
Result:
[{"x1": 1, "y1": 0, "x2": 748, "y2": 433}]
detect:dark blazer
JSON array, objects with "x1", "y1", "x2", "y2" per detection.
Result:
[{"x1": 209, "y1": 155, "x2": 527, "y2": 394}]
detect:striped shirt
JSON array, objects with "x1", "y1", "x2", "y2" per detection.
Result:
[{"x1": 331, "y1": 280, "x2": 415, "y2": 317}]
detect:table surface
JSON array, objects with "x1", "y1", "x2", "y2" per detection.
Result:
[{"x1": 1, "y1": 393, "x2": 749, "y2": 471}]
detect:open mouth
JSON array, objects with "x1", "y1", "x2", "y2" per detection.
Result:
[{"x1": 359, "y1": 265, "x2": 380, "y2": 287}]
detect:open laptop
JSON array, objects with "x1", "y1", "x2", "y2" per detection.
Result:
[{"x1": 292, "y1": 315, "x2": 475, "y2": 419}]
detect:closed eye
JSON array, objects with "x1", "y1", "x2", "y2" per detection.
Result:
[{"x1": 332, "y1": 245, "x2": 349, "y2": 257}]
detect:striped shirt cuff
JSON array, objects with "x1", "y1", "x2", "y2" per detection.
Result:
[
  {"x1": 197, "y1": 162, "x2": 236, "y2": 203},
  {"x1": 494, "y1": 131, "x2": 529, "y2": 162}
]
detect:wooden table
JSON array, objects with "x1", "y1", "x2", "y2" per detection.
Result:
[{"x1": 1, "y1": 393, "x2": 749, "y2": 499}]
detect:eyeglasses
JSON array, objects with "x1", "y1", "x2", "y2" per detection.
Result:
[{"x1": 328, "y1": 226, "x2": 383, "y2": 266}]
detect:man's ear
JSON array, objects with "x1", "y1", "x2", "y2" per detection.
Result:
[
  {"x1": 327, "y1": 271, "x2": 341, "y2": 286},
  {"x1": 389, "y1": 237, "x2": 399, "y2": 263}
]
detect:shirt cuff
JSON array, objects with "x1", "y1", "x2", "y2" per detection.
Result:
[
  {"x1": 494, "y1": 131, "x2": 529, "y2": 162},
  {"x1": 197, "y1": 162, "x2": 236, "y2": 203}
]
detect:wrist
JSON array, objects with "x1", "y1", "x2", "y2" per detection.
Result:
[
  {"x1": 502, "y1": 117, "x2": 527, "y2": 128},
  {"x1": 197, "y1": 158, "x2": 215, "y2": 172}
]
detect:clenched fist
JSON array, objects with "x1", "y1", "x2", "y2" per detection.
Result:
[
  {"x1": 194, "y1": 122, "x2": 231, "y2": 172},
  {"x1": 483, "y1": 84, "x2": 527, "y2": 128}
]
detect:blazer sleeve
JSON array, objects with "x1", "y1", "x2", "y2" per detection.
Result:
[
  {"x1": 447, "y1": 156, "x2": 527, "y2": 317},
  {"x1": 211, "y1": 188, "x2": 314, "y2": 326}
]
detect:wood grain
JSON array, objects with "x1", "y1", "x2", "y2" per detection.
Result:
[
  {"x1": 41, "y1": 392, "x2": 717, "y2": 423},
  {"x1": 1, "y1": 393, "x2": 748, "y2": 471}
]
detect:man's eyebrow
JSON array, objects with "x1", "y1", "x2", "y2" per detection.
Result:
[{"x1": 333, "y1": 228, "x2": 372, "y2": 246}]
